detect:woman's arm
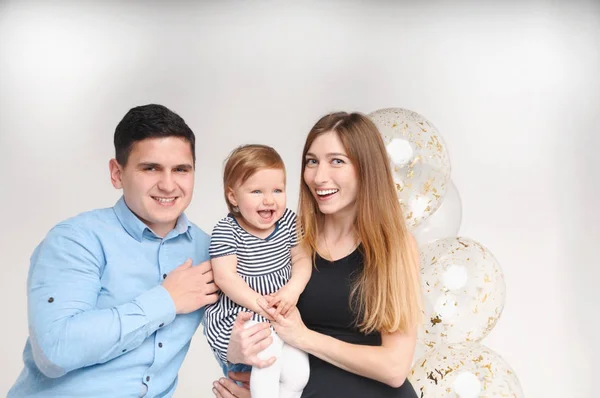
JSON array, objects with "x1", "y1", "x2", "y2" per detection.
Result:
[
  {"x1": 302, "y1": 323, "x2": 416, "y2": 387},
  {"x1": 257, "y1": 298, "x2": 417, "y2": 388}
]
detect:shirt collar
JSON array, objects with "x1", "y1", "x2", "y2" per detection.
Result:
[
  {"x1": 113, "y1": 196, "x2": 192, "y2": 242},
  {"x1": 174, "y1": 211, "x2": 193, "y2": 240}
]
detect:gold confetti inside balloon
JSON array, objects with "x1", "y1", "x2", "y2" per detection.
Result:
[
  {"x1": 419, "y1": 237, "x2": 506, "y2": 348},
  {"x1": 412, "y1": 179, "x2": 462, "y2": 246},
  {"x1": 368, "y1": 108, "x2": 451, "y2": 228},
  {"x1": 409, "y1": 341, "x2": 524, "y2": 398}
]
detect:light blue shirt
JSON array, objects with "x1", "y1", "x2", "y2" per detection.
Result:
[{"x1": 8, "y1": 197, "x2": 210, "y2": 398}]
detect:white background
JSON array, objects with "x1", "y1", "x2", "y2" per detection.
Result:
[{"x1": 1, "y1": 1, "x2": 598, "y2": 397}]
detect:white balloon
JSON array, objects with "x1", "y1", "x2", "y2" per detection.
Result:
[
  {"x1": 409, "y1": 342, "x2": 524, "y2": 398},
  {"x1": 411, "y1": 341, "x2": 429, "y2": 368},
  {"x1": 368, "y1": 108, "x2": 451, "y2": 228},
  {"x1": 411, "y1": 179, "x2": 462, "y2": 245},
  {"x1": 418, "y1": 237, "x2": 506, "y2": 348},
  {"x1": 454, "y1": 371, "x2": 481, "y2": 397}
]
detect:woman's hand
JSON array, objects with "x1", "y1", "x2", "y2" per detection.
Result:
[
  {"x1": 227, "y1": 312, "x2": 275, "y2": 367},
  {"x1": 257, "y1": 296, "x2": 311, "y2": 349},
  {"x1": 212, "y1": 371, "x2": 250, "y2": 398}
]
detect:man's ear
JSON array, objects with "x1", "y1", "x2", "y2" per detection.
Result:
[{"x1": 109, "y1": 158, "x2": 124, "y2": 189}]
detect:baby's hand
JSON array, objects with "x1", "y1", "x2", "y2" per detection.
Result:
[{"x1": 268, "y1": 284, "x2": 301, "y2": 317}]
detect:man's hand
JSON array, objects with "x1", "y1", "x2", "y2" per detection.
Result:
[
  {"x1": 162, "y1": 259, "x2": 219, "y2": 314},
  {"x1": 212, "y1": 371, "x2": 251, "y2": 398},
  {"x1": 227, "y1": 312, "x2": 275, "y2": 368},
  {"x1": 268, "y1": 284, "x2": 302, "y2": 317}
]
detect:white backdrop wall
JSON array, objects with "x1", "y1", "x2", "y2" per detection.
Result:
[{"x1": 1, "y1": 1, "x2": 598, "y2": 397}]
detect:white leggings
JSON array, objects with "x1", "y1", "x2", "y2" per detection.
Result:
[{"x1": 245, "y1": 320, "x2": 310, "y2": 398}]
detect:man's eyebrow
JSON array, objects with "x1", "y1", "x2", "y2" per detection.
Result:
[
  {"x1": 136, "y1": 162, "x2": 161, "y2": 169},
  {"x1": 136, "y1": 162, "x2": 193, "y2": 169}
]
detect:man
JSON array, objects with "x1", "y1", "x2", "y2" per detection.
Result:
[{"x1": 8, "y1": 104, "x2": 220, "y2": 397}]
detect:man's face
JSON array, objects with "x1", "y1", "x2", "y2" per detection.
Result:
[{"x1": 110, "y1": 137, "x2": 195, "y2": 237}]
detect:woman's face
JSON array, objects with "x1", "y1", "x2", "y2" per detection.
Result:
[{"x1": 303, "y1": 131, "x2": 358, "y2": 219}]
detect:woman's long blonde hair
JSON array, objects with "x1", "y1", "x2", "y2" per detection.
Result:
[{"x1": 298, "y1": 112, "x2": 422, "y2": 334}]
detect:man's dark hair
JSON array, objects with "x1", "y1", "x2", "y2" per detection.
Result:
[{"x1": 114, "y1": 104, "x2": 196, "y2": 166}]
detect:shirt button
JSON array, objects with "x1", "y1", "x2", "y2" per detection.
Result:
[
  {"x1": 159, "y1": 323, "x2": 164, "y2": 328},
  {"x1": 48, "y1": 297, "x2": 54, "y2": 303},
  {"x1": 146, "y1": 376, "x2": 150, "y2": 382},
  {"x1": 158, "y1": 342, "x2": 163, "y2": 348},
  {"x1": 122, "y1": 349, "x2": 127, "y2": 353},
  {"x1": 163, "y1": 273, "x2": 167, "y2": 279}
]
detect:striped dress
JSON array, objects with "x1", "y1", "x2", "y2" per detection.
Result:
[{"x1": 204, "y1": 208, "x2": 298, "y2": 363}]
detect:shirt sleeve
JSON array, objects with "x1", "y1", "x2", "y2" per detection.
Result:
[
  {"x1": 209, "y1": 218, "x2": 238, "y2": 259},
  {"x1": 27, "y1": 224, "x2": 176, "y2": 378}
]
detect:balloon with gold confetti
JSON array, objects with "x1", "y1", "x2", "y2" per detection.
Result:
[
  {"x1": 368, "y1": 107, "x2": 451, "y2": 228},
  {"x1": 409, "y1": 341, "x2": 523, "y2": 398},
  {"x1": 412, "y1": 179, "x2": 462, "y2": 246},
  {"x1": 411, "y1": 340, "x2": 430, "y2": 368},
  {"x1": 419, "y1": 237, "x2": 506, "y2": 348}
]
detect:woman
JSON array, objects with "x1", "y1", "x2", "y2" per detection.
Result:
[{"x1": 213, "y1": 112, "x2": 422, "y2": 397}]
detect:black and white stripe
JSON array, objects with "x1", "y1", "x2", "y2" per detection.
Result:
[{"x1": 204, "y1": 208, "x2": 298, "y2": 362}]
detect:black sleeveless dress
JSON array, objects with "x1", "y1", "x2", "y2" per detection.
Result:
[{"x1": 296, "y1": 248, "x2": 418, "y2": 398}]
